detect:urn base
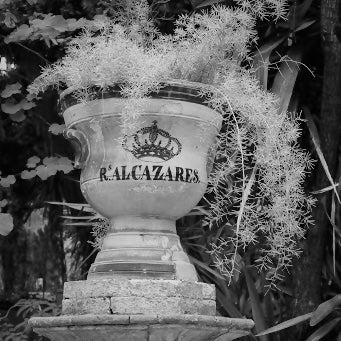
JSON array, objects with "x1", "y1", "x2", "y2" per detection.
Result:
[{"x1": 88, "y1": 217, "x2": 198, "y2": 281}]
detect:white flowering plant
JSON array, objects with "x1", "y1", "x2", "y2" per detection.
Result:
[{"x1": 28, "y1": 0, "x2": 314, "y2": 285}]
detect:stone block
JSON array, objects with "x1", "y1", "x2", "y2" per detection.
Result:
[
  {"x1": 63, "y1": 278, "x2": 215, "y2": 300},
  {"x1": 110, "y1": 296, "x2": 216, "y2": 315},
  {"x1": 62, "y1": 297, "x2": 110, "y2": 315},
  {"x1": 62, "y1": 296, "x2": 215, "y2": 316}
]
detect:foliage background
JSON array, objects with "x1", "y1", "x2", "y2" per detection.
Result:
[{"x1": 0, "y1": 0, "x2": 340, "y2": 340}]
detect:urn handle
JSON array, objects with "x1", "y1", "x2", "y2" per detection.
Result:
[{"x1": 63, "y1": 128, "x2": 90, "y2": 169}]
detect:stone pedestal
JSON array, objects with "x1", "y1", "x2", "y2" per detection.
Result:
[
  {"x1": 29, "y1": 278, "x2": 254, "y2": 340},
  {"x1": 29, "y1": 86, "x2": 255, "y2": 340}
]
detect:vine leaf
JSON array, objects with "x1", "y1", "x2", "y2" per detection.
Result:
[
  {"x1": 25, "y1": 156, "x2": 74, "y2": 180},
  {"x1": 0, "y1": 175, "x2": 16, "y2": 188},
  {"x1": 10, "y1": 111, "x2": 26, "y2": 122},
  {"x1": 0, "y1": 213, "x2": 13, "y2": 236},
  {"x1": 0, "y1": 199, "x2": 8, "y2": 208},
  {"x1": 35, "y1": 165, "x2": 52, "y2": 180},
  {"x1": 26, "y1": 156, "x2": 40, "y2": 168},
  {"x1": 49, "y1": 123, "x2": 66, "y2": 135},
  {"x1": 4, "y1": 14, "x2": 107, "y2": 45},
  {"x1": 1, "y1": 83, "x2": 22, "y2": 98},
  {"x1": 21, "y1": 169, "x2": 37, "y2": 180},
  {"x1": 1, "y1": 99, "x2": 36, "y2": 114}
]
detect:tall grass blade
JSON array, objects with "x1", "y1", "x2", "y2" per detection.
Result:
[
  {"x1": 253, "y1": 37, "x2": 286, "y2": 89},
  {"x1": 216, "y1": 288, "x2": 243, "y2": 318},
  {"x1": 190, "y1": 0, "x2": 224, "y2": 9},
  {"x1": 243, "y1": 266, "x2": 268, "y2": 341},
  {"x1": 271, "y1": 46, "x2": 302, "y2": 114},
  {"x1": 311, "y1": 184, "x2": 339, "y2": 195},
  {"x1": 304, "y1": 107, "x2": 341, "y2": 204},
  {"x1": 189, "y1": 256, "x2": 225, "y2": 280},
  {"x1": 310, "y1": 295, "x2": 341, "y2": 326},
  {"x1": 256, "y1": 313, "x2": 312, "y2": 336},
  {"x1": 331, "y1": 194, "x2": 336, "y2": 275},
  {"x1": 306, "y1": 318, "x2": 341, "y2": 341},
  {"x1": 47, "y1": 201, "x2": 94, "y2": 212}
]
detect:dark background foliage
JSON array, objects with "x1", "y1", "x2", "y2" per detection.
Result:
[{"x1": 0, "y1": 0, "x2": 340, "y2": 340}]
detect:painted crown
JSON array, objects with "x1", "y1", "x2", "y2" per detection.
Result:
[{"x1": 122, "y1": 120, "x2": 182, "y2": 162}]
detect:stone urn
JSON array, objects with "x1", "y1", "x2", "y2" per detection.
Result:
[
  {"x1": 29, "y1": 82, "x2": 254, "y2": 340},
  {"x1": 62, "y1": 82, "x2": 222, "y2": 282}
]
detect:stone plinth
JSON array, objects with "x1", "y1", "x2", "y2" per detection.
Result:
[
  {"x1": 62, "y1": 279, "x2": 216, "y2": 316},
  {"x1": 29, "y1": 314, "x2": 254, "y2": 341},
  {"x1": 30, "y1": 278, "x2": 254, "y2": 340}
]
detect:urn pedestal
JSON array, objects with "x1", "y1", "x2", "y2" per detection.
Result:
[{"x1": 29, "y1": 83, "x2": 254, "y2": 340}]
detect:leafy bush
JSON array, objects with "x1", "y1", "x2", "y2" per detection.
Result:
[{"x1": 0, "y1": 298, "x2": 61, "y2": 341}]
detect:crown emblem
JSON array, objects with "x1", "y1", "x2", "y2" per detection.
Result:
[{"x1": 122, "y1": 120, "x2": 182, "y2": 162}]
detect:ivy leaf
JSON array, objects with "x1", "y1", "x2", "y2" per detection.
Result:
[
  {"x1": 0, "y1": 213, "x2": 13, "y2": 236},
  {"x1": 10, "y1": 110, "x2": 26, "y2": 122},
  {"x1": 35, "y1": 165, "x2": 51, "y2": 180},
  {"x1": 42, "y1": 156, "x2": 74, "y2": 174},
  {"x1": 21, "y1": 169, "x2": 37, "y2": 180},
  {"x1": 21, "y1": 100, "x2": 36, "y2": 110},
  {"x1": 0, "y1": 199, "x2": 8, "y2": 208},
  {"x1": 1, "y1": 83, "x2": 22, "y2": 98},
  {"x1": 67, "y1": 18, "x2": 89, "y2": 31},
  {"x1": 1, "y1": 99, "x2": 22, "y2": 114},
  {"x1": 4, "y1": 24, "x2": 33, "y2": 43},
  {"x1": 48, "y1": 123, "x2": 65, "y2": 135},
  {"x1": 56, "y1": 157, "x2": 74, "y2": 174},
  {"x1": 42, "y1": 156, "x2": 62, "y2": 169},
  {"x1": 26, "y1": 156, "x2": 40, "y2": 168},
  {"x1": 1, "y1": 99, "x2": 36, "y2": 114},
  {"x1": 0, "y1": 175, "x2": 16, "y2": 188}
]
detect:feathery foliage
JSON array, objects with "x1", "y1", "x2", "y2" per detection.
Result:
[{"x1": 28, "y1": 0, "x2": 313, "y2": 285}]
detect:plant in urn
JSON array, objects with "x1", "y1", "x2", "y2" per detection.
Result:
[{"x1": 27, "y1": 1, "x2": 313, "y2": 340}]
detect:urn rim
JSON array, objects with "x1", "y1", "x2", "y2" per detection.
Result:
[{"x1": 59, "y1": 80, "x2": 217, "y2": 112}]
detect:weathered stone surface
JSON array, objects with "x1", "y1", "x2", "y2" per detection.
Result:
[
  {"x1": 174, "y1": 261, "x2": 199, "y2": 281},
  {"x1": 63, "y1": 279, "x2": 215, "y2": 300},
  {"x1": 62, "y1": 297, "x2": 111, "y2": 315},
  {"x1": 29, "y1": 314, "x2": 254, "y2": 341},
  {"x1": 63, "y1": 296, "x2": 216, "y2": 316},
  {"x1": 62, "y1": 279, "x2": 216, "y2": 316}
]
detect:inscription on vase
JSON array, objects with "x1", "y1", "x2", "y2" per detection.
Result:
[{"x1": 99, "y1": 165, "x2": 200, "y2": 183}]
